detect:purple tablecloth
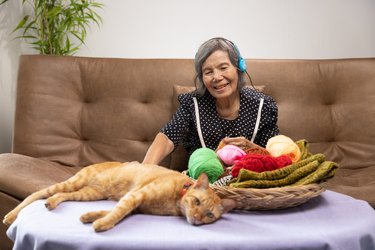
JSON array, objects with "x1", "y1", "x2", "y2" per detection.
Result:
[{"x1": 7, "y1": 190, "x2": 375, "y2": 250}]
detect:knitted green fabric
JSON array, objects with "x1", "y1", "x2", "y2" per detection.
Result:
[
  {"x1": 293, "y1": 161, "x2": 338, "y2": 185},
  {"x1": 231, "y1": 154, "x2": 325, "y2": 182},
  {"x1": 230, "y1": 160, "x2": 321, "y2": 188},
  {"x1": 295, "y1": 139, "x2": 312, "y2": 160},
  {"x1": 229, "y1": 140, "x2": 339, "y2": 189}
]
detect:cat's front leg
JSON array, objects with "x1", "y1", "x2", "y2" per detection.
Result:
[
  {"x1": 92, "y1": 205, "x2": 133, "y2": 232},
  {"x1": 80, "y1": 210, "x2": 109, "y2": 223},
  {"x1": 92, "y1": 216, "x2": 116, "y2": 232},
  {"x1": 92, "y1": 192, "x2": 144, "y2": 232}
]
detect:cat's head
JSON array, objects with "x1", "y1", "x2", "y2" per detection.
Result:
[{"x1": 179, "y1": 173, "x2": 236, "y2": 225}]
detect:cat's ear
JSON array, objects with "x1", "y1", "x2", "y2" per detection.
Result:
[
  {"x1": 194, "y1": 173, "x2": 209, "y2": 189},
  {"x1": 220, "y1": 199, "x2": 237, "y2": 213}
]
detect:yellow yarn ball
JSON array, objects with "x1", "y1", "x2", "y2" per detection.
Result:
[{"x1": 266, "y1": 135, "x2": 301, "y2": 162}]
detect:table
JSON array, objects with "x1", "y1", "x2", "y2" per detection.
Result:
[{"x1": 7, "y1": 191, "x2": 375, "y2": 250}]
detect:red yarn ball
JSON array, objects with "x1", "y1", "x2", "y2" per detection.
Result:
[{"x1": 231, "y1": 154, "x2": 292, "y2": 177}]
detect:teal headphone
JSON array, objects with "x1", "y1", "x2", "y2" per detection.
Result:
[
  {"x1": 230, "y1": 41, "x2": 247, "y2": 72},
  {"x1": 218, "y1": 38, "x2": 256, "y2": 89},
  {"x1": 218, "y1": 38, "x2": 247, "y2": 72}
]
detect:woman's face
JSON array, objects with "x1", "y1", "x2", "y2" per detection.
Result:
[{"x1": 201, "y1": 50, "x2": 239, "y2": 100}]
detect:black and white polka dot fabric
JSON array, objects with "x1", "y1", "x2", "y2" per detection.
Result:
[{"x1": 161, "y1": 87, "x2": 279, "y2": 155}]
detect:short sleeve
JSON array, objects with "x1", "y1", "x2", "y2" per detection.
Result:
[{"x1": 161, "y1": 93, "x2": 194, "y2": 150}]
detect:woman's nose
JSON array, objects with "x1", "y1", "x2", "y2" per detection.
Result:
[{"x1": 212, "y1": 70, "x2": 223, "y2": 82}]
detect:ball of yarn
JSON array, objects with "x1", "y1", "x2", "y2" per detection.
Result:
[
  {"x1": 231, "y1": 154, "x2": 292, "y2": 177},
  {"x1": 217, "y1": 145, "x2": 246, "y2": 165},
  {"x1": 266, "y1": 135, "x2": 301, "y2": 163},
  {"x1": 188, "y1": 148, "x2": 224, "y2": 183}
]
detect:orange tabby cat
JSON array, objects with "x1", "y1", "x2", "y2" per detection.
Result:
[{"x1": 3, "y1": 161, "x2": 236, "y2": 232}]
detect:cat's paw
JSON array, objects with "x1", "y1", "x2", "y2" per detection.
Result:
[
  {"x1": 44, "y1": 198, "x2": 58, "y2": 210},
  {"x1": 80, "y1": 210, "x2": 109, "y2": 224},
  {"x1": 93, "y1": 218, "x2": 115, "y2": 232},
  {"x1": 3, "y1": 211, "x2": 17, "y2": 226}
]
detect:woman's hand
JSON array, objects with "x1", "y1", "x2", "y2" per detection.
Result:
[{"x1": 219, "y1": 136, "x2": 262, "y2": 150}]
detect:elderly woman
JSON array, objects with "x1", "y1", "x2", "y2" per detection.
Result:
[{"x1": 143, "y1": 37, "x2": 279, "y2": 165}]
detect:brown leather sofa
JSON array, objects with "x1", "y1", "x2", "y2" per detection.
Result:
[{"x1": 1, "y1": 55, "x2": 374, "y2": 249}]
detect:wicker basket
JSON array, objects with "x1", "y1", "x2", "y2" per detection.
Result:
[{"x1": 211, "y1": 184, "x2": 325, "y2": 210}]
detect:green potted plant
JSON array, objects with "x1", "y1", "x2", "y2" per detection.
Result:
[{"x1": 0, "y1": 0, "x2": 103, "y2": 55}]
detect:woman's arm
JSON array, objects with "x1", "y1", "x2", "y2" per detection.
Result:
[
  {"x1": 143, "y1": 93, "x2": 194, "y2": 165},
  {"x1": 142, "y1": 132, "x2": 174, "y2": 165}
]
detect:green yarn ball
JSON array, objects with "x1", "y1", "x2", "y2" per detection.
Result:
[{"x1": 188, "y1": 148, "x2": 224, "y2": 183}]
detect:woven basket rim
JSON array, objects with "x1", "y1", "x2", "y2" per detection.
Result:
[{"x1": 211, "y1": 183, "x2": 325, "y2": 210}]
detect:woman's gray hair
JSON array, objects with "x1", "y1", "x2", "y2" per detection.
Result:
[{"x1": 194, "y1": 37, "x2": 246, "y2": 96}]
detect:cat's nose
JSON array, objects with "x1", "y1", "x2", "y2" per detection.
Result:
[{"x1": 192, "y1": 214, "x2": 203, "y2": 225}]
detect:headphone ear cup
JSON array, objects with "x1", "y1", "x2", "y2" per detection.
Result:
[
  {"x1": 238, "y1": 57, "x2": 247, "y2": 72},
  {"x1": 230, "y1": 41, "x2": 247, "y2": 72}
]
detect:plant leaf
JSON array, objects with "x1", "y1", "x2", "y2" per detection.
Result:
[
  {"x1": 12, "y1": 15, "x2": 29, "y2": 33},
  {"x1": 0, "y1": 0, "x2": 9, "y2": 5},
  {"x1": 11, "y1": 0, "x2": 104, "y2": 55}
]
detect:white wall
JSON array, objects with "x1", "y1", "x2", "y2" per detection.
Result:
[
  {"x1": 1, "y1": 0, "x2": 375, "y2": 153},
  {"x1": 79, "y1": 0, "x2": 375, "y2": 59},
  {"x1": 0, "y1": 0, "x2": 22, "y2": 153}
]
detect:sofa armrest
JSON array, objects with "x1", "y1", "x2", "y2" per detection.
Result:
[{"x1": 0, "y1": 153, "x2": 81, "y2": 200}]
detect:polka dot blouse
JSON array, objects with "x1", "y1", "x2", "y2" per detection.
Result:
[{"x1": 161, "y1": 87, "x2": 279, "y2": 155}]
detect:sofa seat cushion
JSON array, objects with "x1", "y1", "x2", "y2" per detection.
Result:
[
  {"x1": 322, "y1": 166, "x2": 375, "y2": 207},
  {"x1": 0, "y1": 153, "x2": 80, "y2": 200}
]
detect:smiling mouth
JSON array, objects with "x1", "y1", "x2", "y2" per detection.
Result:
[{"x1": 213, "y1": 83, "x2": 230, "y2": 90}]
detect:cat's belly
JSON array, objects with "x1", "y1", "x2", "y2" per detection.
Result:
[
  {"x1": 89, "y1": 180, "x2": 130, "y2": 201},
  {"x1": 138, "y1": 203, "x2": 181, "y2": 216}
]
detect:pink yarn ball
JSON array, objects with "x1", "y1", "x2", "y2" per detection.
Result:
[{"x1": 217, "y1": 145, "x2": 246, "y2": 166}]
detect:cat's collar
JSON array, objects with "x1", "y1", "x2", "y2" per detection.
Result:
[{"x1": 180, "y1": 182, "x2": 193, "y2": 197}]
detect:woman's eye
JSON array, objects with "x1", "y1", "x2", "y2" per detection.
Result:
[{"x1": 194, "y1": 198, "x2": 200, "y2": 206}]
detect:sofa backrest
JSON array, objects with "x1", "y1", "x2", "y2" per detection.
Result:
[
  {"x1": 13, "y1": 55, "x2": 194, "y2": 169},
  {"x1": 252, "y1": 58, "x2": 375, "y2": 172},
  {"x1": 13, "y1": 55, "x2": 375, "y2": 172}
]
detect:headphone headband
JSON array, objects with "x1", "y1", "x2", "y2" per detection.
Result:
[{"x1": 217, "y1": 38, "x2": 247, "y2": 72}]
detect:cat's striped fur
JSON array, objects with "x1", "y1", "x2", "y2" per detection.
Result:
[{"x1": 3, "y1": 161, "x2": 236, "y2": 232}]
